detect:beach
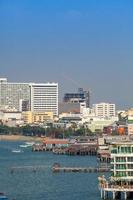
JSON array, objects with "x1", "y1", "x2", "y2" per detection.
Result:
[{"x1": 0, "y1": 134, "x2": 43, "y2": 142}]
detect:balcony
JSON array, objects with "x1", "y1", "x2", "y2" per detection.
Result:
[
  {"x1": 116, "y1": 159, "x2": 126, "y2": 163},
  {"x1": 116, "y1": 167, "x2": 126, "y2": 170},
  {"x1": 113, "y1": 173, "x2": 127, "y2": 178}
]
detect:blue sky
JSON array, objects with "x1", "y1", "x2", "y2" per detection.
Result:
[{"x1": 0, "y1": 0, "x2": 133, "y2": 108}]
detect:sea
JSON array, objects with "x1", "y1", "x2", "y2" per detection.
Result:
[{"x1": 0, "y1": 141, "x2": 103, "y2": 200}]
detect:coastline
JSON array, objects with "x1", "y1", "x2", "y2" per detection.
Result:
[{"x1": 0, "y1": 134, "x2": 43, "y2": 142}]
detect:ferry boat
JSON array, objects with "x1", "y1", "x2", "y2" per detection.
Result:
[{"x1": 0, "y1": 193, "x2": 8, "y2": 200}]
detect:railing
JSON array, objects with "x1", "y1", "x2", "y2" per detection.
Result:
[
  {"x1": 111, "y1": 151, "x2": 133, "y2": 154},
  {"x1": 111, "y1": 150, "x2": 117, "y2": 154},
  {"x1": 100, "y1": 183, "x2": 133, "y2": 190},
  {"x1": 127, "y1": 159, "x2": 133, "y2": 162},
  {"x1": 116, "y1": 167, "x2": 126, "y2": 170},
  {"x1": 116, "y1": 160, "x2": 126, "y2": 163}
]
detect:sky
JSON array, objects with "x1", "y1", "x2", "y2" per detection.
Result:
[{"x1": 0, "y1": 0, "x2": 133, "y2": 108}]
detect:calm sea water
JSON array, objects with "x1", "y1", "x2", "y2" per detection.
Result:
[{"x1": 0, "y1": 141, "x2": 102, "y2": 200}]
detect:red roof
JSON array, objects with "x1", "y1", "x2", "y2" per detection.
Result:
[{"x1": 43, "y1": 139, "x2": 68, "y2": 144}]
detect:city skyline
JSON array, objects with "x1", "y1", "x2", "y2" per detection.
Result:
[{"x1": 1, "y1": 0, "x2": 133, "y2": 108}]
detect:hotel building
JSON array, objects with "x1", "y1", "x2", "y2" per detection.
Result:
[
  {"x1": 30, "y1": 83, "x2": 58, "y2": 116},
  {"x1": 0, "y1": 78, "x2": 58, "y2": 116},
  {"x1": 0, "y1": 78, "x2": 30, "y2": 111}
]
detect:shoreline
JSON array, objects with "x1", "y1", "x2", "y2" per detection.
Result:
[{"x1": 0, "y1": 134, "x2": 43, "y2": 142}]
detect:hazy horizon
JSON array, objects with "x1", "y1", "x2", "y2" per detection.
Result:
[{"x1": 1, "y1": 0, "x2": 133, "y2": 109}]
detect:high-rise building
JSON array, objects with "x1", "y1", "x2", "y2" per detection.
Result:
[
  {"x1": 0, "y1": 78, "x2": 30, "y2": 111},
  {"x1": 30, "y1": 83, "x2": 58, "y2": 116},
  {"x1": 93, "y1": 102, "x2": 115, "y2": 118},
  {"x1": 63, "y1": 88, "x2": 90, "y2": 107},
  {"x1": 0, "y1": 78, "x2": 58, "y2": 116}
]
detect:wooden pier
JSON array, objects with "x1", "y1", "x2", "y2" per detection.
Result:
[
  {"x1": 97, "y1": 149, "x2": 111, "y2": 163},
  {"x1": 10, "y1": 165, "x2": 48, "y2": 173},
  {"x1": 32, "y1": 143, "x2": 98, "y2": 156},
  {"x1": 52, "y1": 163, "x2": 110, "y2": 173},
  {"x1": 53, "y1": 144, "x2": 97, "y2": 156},
  {"x1": 32, "y1": 144, "x2": 47, "y2": 152}
]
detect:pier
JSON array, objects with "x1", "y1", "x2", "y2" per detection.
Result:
[
  {"x1": 52, "y1": 163, "x2": 110, "y2": 173},
  {"x1": 32, "y1": 137, "x2": 98, "y2": 156},
  {"x1": 10, "y1": 165, "x2": 49, "y2": 173},
  {"x1": 53, "y1": 146, "x2": 97, "y2": 156},
  {"x1": 32, "y1": 139, "x2": 69, "y2": 152},
  {"x1": 97, "y1": 149, "x2": 111, "y2": 163},
  {"x1": 32, "y1": 143, "x2": 98, "y2": 156},
  {"x1": 32, "y1": 144, "x2": 47, "y2": 152}
]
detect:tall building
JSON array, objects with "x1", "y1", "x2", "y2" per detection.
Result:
[
  {"x1": 0, "y1": 78, "x2": 30, "y2": 111},
  {"x1": 0, "y1": 78, "x2": 58, "y2": 116},
  {"x1": 93, "y1": 102, "x2": 115, "y2": 118},
  {"x1": 63, "y1": 88, "x2": 90, "y2": 107},
  {"x1": 30, "y1": 83, "x2": 58, "y2": 116}
]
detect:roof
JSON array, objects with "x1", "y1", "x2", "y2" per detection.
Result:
[{"x1": 43, "y1": 139, "x2": 68, "y2": 144}]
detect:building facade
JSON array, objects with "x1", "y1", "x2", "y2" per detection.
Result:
[
  {"x1": 22, "y1": 111, "x2": 53, "y2": 124},
  {"x1": 93, "y1": 102, "x2": 116, "y2": 118},
  {"x1": 63, "y1": 88, "x2": 90, "y2": 108},
  {"x1": 111, "y1": 142, "x2": 133, "y2": 182},
  {"x1": 0, "y1": 78, "x2": 30, "y2": 111},
  {"x1": 30, "y1": 83, "x2": 58, "y2": 116},
  {"x1": 98, "y1": 142, "x2": 133, "y2": 200},
  {"x1": 0, "y1": 78, "x2": 58, "y2": 116}
]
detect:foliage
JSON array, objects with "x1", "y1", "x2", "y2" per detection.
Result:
[{"x1": 0, "y1": 124, "x2": 95, "y2": 138}]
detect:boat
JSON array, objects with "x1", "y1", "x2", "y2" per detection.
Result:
[
  {"x1": 19, "y1": 144, "x2": 30, "y2": 148},
  {"x1": 0, "y1": 193, "x2": 8, "y2": 200},
  {"x1": 25, "y1": 142, "x2": 35, "y2": 146},
  {"x1": 12, "y1": 149, "x2": 23, "y2": 153}
]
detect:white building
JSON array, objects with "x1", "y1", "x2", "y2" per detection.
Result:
[
  {"x1": 0, "y1": 111, "x2": 22, "y2": 121},
  {"x1": 30, "y1": 83, "x2": 58, "y2": 116},
  {"x1": 93, "y1": 102, "x2": 116, "y2": 118},
  {"x1": 0, "y1": 78, "x2": 30, "y2": 111},
  {"x1": 110, "y1": 142, "x2": 133, "y2": 185},
  {"x1": 0, "y1": 78, "x2": 58, "y2": 116},
  {"x1": 99, "y1": 142, "x2": 133, "y2": 200}
]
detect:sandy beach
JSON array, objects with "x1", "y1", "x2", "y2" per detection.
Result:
[{"x1": 0, "y1": 134, "x2": 43, "y2": 142}]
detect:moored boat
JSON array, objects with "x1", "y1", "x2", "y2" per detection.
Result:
[
  {"x1": 0, "y1": 193, "x2": 8, "y2": 200},
  {"x1": 19, "y1": 144, "x2": 30, "y2": 148},
  {"x1": 12, "y1": 149, "x2": 23, "y2": 153},
  {"x1": 25, "y1": 142, "x2": 35, "y2": 146}
]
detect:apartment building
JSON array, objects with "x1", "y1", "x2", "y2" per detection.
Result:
[
  {"x1": 30, "y1": 83, "x2": 58, "y2": 116},
  {"x1": 0, "y1": 78, "x2": 30, "y2": 111},
  {"x1": 93, "y1": 102, "x2": 115, "y2": 118},
  {"x1": 0, "y1": 78, "x2": 58, "y2": 116},
  {"x1": 111, "y1": 142, "x2": 133, "y2": 181}
]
